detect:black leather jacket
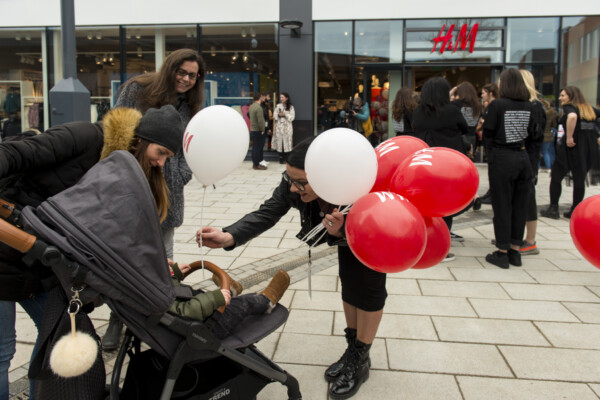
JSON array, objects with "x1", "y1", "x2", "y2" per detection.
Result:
[{"x1": 223, "y1": 178, "x2": 347, "y2": 249}]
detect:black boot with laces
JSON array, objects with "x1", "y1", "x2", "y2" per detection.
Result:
[
  {"x1": 329, "y1": 339, "x2": 371, "y2": 399},
  {"x1": 325, "y1": 328, "x2": 362, "y2": 382}
]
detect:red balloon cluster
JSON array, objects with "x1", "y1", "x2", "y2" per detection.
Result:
[
  {"x1": 346, "y1": 136, "x2": 479, "y2": 273},
  {"x1": 570, "y1": 195, "x2": 600, "y2": 269}
]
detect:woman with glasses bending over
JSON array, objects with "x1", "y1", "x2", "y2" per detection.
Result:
[
  {"x1": 103, "y1": 49, "x2": 206, "y2": 351},
  {"x1": 198, "y1": 138, "x2": 384, "y2": 399}
]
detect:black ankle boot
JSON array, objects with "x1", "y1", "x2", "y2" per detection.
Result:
[
  {"x1": 329, "y1": 340, "x2": 371, "y2": 399},
  {"x1": 102, "y1": 312, "x2": 124, "y2": 351},
  {"x1": 540, "y1": 204, "x2": 559, "y2": 219},
  {"x1": 324, "y1": 328, "x2": 358, "y2": 382},
  {"x1": 279, "y1": 152, "x2": 285, "y2": 164}
]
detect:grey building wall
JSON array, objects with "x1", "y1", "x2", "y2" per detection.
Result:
[{"x1": 279, "y1": 0, "x2": 313, "y2": 144}]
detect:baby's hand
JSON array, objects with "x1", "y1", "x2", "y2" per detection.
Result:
[{"x1": 220, "y1": 289, "x2": 231, "y2": 305}]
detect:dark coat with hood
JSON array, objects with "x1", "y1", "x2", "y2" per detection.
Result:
[{"x1": 0, "y1": 108, "x2": 146, "y2": 300}]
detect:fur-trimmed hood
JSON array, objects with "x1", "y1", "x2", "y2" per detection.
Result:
[{"x1": 99, "y1": 107, "x2": 143, "y2": 160}]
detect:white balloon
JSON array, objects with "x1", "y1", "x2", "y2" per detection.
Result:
[
  {"x1": 183, "y1": 105, "x2": 249, "y2": 186},
  {"x1": 305, "y1": 128, "x2": 378, "y2": 205}
]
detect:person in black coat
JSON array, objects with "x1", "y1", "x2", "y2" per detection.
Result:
[
  {"x1": 198, "y1": 138, "x2": 384, "y2": 399},
  {"x1": 0, "y1": 105, "x2": 184, "y2": 400}
]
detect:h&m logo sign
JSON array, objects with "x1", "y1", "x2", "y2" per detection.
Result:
[{"x1": 431, "y1": 23, "x2": 479, "y2": 54}]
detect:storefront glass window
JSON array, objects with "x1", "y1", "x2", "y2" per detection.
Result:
[
  {"x1": 507, "y1": 18, "x2": 559, "y2": 63},
  {"x1": 561, "y1": 16, "x2": 600, "y2": 107},
  {"x1": 0, "y1": 28, "x2": 44, "y2": 134},
  {"x1": 355, "y1": 20, "x2": 403, "y2": 63},
  {"x1": 75, "y1": 27, "x2": 120, "y2": 121},
  {"x1": 124, "y1": 26, "x2": 156, "y2": 81},
  {"x1": 163, "y1": 25, "x2": 198, "y2": 53},
  {"x1": 200, "y1": 23, "x2": 278, "y2": 112},
  {"x1": 315, "y1": 22, "x2": 353, "y2": 133}
]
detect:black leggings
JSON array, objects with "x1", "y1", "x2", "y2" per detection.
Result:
[{"x1": 204, "y1": 294, "x2": 270, "y2": 339}]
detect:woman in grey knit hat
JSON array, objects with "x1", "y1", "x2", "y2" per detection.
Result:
[{"x1": 104, "y1": 49, "x2": 205, "y2": 350}]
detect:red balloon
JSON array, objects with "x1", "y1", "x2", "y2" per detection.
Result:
[
  {"x1": 371, "y1": 136, "x2": 429, "y2": 192},
  {"x1": 412, "y1": 217, "x2": 451, "y2": 269},
  {"x1": 570, "y1": 195, "x2": 600, "y2": 269},
  {"x1": 389, "y1": 147, "x2": 479, "y2": 217},
  {"x1": 346, "y1": 192, "x2": 426, "y2": 273}
]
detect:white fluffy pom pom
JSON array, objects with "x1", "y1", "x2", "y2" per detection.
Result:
[{"x1": 49, "y1": 331, "x2": 98, "y2": 378}]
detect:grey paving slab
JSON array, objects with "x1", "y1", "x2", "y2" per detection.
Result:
[
  {"x1": 562, "y1": 302, "x2": 600, "y2": 323},
  {"x1": 450, "y1": 267, "x2": 537, "y2": 283},
  {"x1": 469, "y1": 298, "x2": 580, "y2": 322},
  {"x1": 385, "y1": 277, "x2": 421, "y2": 295},
  {"x1": 385, "y1": 294, "x2": 477, "y2": 317},
  {"x1": 457, "y1": 376, "x2": 599, "y2": 400},
  {"x1": 256, "y1": 363, "x2": 329, "y2": 400},
  {"x1": 534, "y1": 322, "x2": 600, "y2": 349},
  {"x1": 290, "y1": 290, "x2": 345, "y2": 312},
  {"x1": 550, "y1": 259, "x2": 600, "y2": 272},
  {"x1": 370, "y1": 313, "x2": 438, "y2": 340},
  {"x1": 527, "y1": 270, "x2": 600, "y2": 285},
  {"x1": 283, "y1": 309, "x2": 334, "y2": 335},
  {"x1": 433, "y1": 317, "x2": 550, "y2": 346},
  {"x1": 387, "y1": 339, "x2": 513, "y2": 377},
  {"x1": 499, "y1": 346, "x2": 600, "y2": 382},
  {"x1": 395, "y1": 266, "x2": 456, "y2": 281},
  {"x1": 501, "y1": 283, "x2": 600, "y2": 302},
  {"x1": 419, "y1": 280, "x2": 510, "y2": 299}
]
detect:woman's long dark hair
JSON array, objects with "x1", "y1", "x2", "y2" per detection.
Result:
[
  {"x1": 498, "y1": 68, "x2": 529, "y2": 101},
  {"x1": 130, "y1": 139, "x2": 170, "y2": 222},
  {"x1": 418, "y1": 77, "x2": 451, "y2": 116},
  {"x1": 129, "y1": 48, "x2": 206, "y2": 115},
  {"x1": 281, "y1": 92, "x2": 292, "y2": 111},
  {"x1": 392, "y1": 88, "x2": 418, "y2": 121},
  {"x1": 455, "y1": 82, "x2": 482, "y2": 117}
]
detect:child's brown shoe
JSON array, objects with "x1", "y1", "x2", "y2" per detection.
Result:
[{"x1": 259, "y1": 270, "x2": 290, "y2": 311}]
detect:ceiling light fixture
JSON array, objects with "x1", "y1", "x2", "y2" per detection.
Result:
[{"x1": 279, "y1": 19, "x2": 303, "y2": 38}]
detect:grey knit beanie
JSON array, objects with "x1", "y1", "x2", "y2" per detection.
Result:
[{"x1": 136, "y1": 105, "x2": 185, "y2": 154}]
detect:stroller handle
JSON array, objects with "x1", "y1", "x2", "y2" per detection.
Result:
[
  {"x1": 187, "y1": 260, "x2": 230, "y2": 313},
  {"x1": 0, "y1": 218, "x2": 36, "y2": 253}
]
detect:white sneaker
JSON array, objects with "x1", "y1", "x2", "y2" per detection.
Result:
[{"x1": 259, "y1": 160, "x2": 269, "y2": 167}]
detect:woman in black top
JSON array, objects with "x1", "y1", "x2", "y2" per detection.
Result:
[
  {"x1": 540, "y1": 86, "x2": 599, "y2": 219},
  {"x1": 413, "y1": 77, "x2": 470, "y2": 252},
  {"x1": 391, "y1": 87, "x2": 417, "y2": 136},
  {"x1": 483, "y1": 68, "x2": 535, "y2": 269}
]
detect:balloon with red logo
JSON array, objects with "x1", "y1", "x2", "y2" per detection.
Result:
[
  {"x1": 390, "y1": 147, "x2": 479, "y2": 217},
  {"x1": 346, "y1": 192, "x2": 426, "y2": 273},
  {"x1": 570, "y1": 195, "x2": 600, "y2": 269},
  {"x1": 412, "y1": 217, "x2": 451, "y2": 269},
  {"x1": 371, "y1": 136, "x2": 429, "y2": 192}
]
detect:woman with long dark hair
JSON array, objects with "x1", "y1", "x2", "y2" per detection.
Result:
[
  {"x1": 391, "y1": 87, "x2": 417, "y2": 136},
  {"x1": 451, "y1": 82, "x2": 482, "y2": 157},
  {"x1": 106, "y1": 48, "x2": 206, "y2": 349},
  {"x1": 540, "y1": 86, "x2": 599, "y2": 219},
  {"x1": 413, "y1": 77, "x2": 470, "y2": 251},
  {"x1": 483, "y1": 68, "x2": 536, "y2": 269}
]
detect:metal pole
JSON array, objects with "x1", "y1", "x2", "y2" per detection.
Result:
[{"x1": 60, "y1": 0, "x2": 76, "y2": 79}]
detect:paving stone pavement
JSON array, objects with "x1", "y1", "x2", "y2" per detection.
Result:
[{"x1": 9, "y1": 160, "x2": 600, "y2": 399}]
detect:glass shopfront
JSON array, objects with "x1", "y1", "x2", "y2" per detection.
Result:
[
  {"x1": 315, "y1": 16, "x2": 600, "y2": 143},
  {"x1": 0, "y1": 23, "x2": 278, "y2": 133}
]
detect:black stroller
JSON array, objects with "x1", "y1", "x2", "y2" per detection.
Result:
[{"x1": 0, "y1": 151, "x2": 302, "y2": 400}]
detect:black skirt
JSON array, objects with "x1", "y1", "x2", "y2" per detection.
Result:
[{"x1": 338, "y1": 246, "x2": 387, "y2": 311}]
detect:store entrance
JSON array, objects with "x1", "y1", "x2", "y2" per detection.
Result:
[{"x1": 406, "y1": 66, "x2": 499, "y2": 93}]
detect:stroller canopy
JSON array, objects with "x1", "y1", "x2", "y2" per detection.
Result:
[{"x1": 21, "y1": 150, "x2": 175, "y2": 316}]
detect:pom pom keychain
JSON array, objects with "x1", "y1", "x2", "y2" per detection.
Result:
[{"x1": 49, "y1": 288, "x2": 98, "y2": 378}]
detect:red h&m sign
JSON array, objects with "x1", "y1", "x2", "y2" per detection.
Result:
[{"x1": 431, "y1": 23, "x2": 479, "y2": 54}]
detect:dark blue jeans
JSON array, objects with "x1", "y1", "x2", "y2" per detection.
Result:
[
  {"x1": 204, "y1": 294, "x2": 270, "y2": 339},
  {"x1": 250, "y1": 130, "x2": 266, "y2": 166}
]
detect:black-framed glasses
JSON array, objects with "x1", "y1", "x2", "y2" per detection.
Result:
[
  {"x1": 282, "y1": 171, "x2": 307, "y2": 192},
  {"x1": 175, "y1": 68, "x2": 199, "y2": 81}
]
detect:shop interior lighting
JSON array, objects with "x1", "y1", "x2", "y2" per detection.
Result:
[
  {"x1": 15, "y1": 33, "x2": 21, "y2": 41},
  {"x1": 135, "y1": 30, "x2": 141, "y2": 39},
  {"x1": 210, "y1": 46, "x2": 216, "y2": 56},
  {"x1": 241, "y1": 28, "x2": 247, "y2": 38},
  {"x1": 87, "y1": 32, "x2": 93, "y2": 40},
  {"x1": 96, "y1": 32, "x2": 102, "y2": 40},
  {"x1": 250, "y1": 27, "x2": 256, "y2": 38},
  {"x1": 137, "y1": 46, "x2": 143, "y2": 57},
  {"x1": 251, "y1": 38, "x2": 258, "y2": 48},
  {"x1": 243, "y1": 52, "x2": 248, "y2": 62},
  {"x1": 25, "y1": 34, "x2": 31, "y2": 41}
]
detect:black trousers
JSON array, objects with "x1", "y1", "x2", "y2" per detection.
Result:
[
  {"x1": 549, "y1": 130, "x2": 597, "y2": 210},
  {"x1": 488, "y1": 148, "x2": 532, "y2": 250},
  {"x1": 204, "y1": 294, "x2": 270, "y2": 339},
  {"x1": 250, "y1": 130, "x2": 266, "y2": 166}
]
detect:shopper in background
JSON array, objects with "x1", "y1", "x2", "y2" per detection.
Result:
[
  {"x1": 105, "y1": 48, "x2": 205, "y2": 350},
  {"x1": 483, "y1": 68, "x2": 536, "y2": 269},
  {"x1": 518, "y1": 69, "x2": 546, "y2": 256},
  {"x1": 249, "y1": 92, "x2": 267, "y2": 170},
  {"x1": 273, "y1": 92, "x2": 296, "y2": 164},
  {"x1": 391, "y1": 87, "x2": 417, "y2": 136},
  {"x1": 474, "y1": 83, "x2": 498, "y2": 209},
  {"x1": 450, "y1": 82, "x2": 482, "y2": 160},
  {"x1": 541, "y1": 99, "x2": 559, "y2": 171},
  {"x1": 540, "y1": 86, "x2": 599, "y2": 219}
]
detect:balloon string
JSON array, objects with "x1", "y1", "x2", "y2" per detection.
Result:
[
  {"x1": 299, "y1": 204, "x2": 352, "y2": 244},
  {"x1": 198, "y1": 185, "x2": 207, "y2": 280}
]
